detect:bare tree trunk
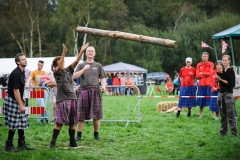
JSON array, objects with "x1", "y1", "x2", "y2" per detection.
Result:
[
  {"x1": 21, "y1": 33, "x2": 26, "y2": 54},
  {"x1": 6, "y1": 27, "x2": 24, "y2": 53},
  {"x1": 73, "y1": 19, "x2": 81, "y2": 56},
  {"x1": 24, "y1": 0, "x2": 37, "y2": 58},
  {"x1": 173, "y1": 4, "x2": 187, "y2": 34},
  {"x1": 37, "y1": 13, "x2": 41, "y2": 57}
]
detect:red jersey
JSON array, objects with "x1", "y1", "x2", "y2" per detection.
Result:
[
  {"x1": 210, "y1": 70, "x2": 220, "y2": 92},
  {"x1": 179, "y1": 67, "x2": 196, "y2": 86},
  {"x1": 166, "y1": 82, "x2": 173, "y2": 88},
  {"x1": 196, "y1": 61, "x2": 214, "y2": 86},
  {"x1": 112, "y1": 76, "x2": 120, "y2": 85}
]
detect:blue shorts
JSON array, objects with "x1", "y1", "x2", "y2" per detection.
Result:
[{"x1": 113, "y1": 87, "x2": 119, "y2": 93}]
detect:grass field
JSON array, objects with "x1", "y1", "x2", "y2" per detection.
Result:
[{"x1": 0, "y1": 86, "x2": 240, "y2": 160}]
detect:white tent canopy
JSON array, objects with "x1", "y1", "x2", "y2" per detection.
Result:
[{"x1": 0, "y1": 57, "x2": 82, "y2": 74}]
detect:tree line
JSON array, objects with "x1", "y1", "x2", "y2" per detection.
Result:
[{"x1": 0, "y1": 0, "x2": 240, "y2": 78}]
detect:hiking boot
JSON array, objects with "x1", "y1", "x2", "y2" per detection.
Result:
[
  {"x1": 75, "y1": 136, "x2": 81, "y2": 142},
  {"x1": 94, "y1": 135, "x2": 100, "y2": 140},
  {"x1": 50, "y1": 141, "x2": 56, "y2": 148},
  {"x1": 18, "y1": 137, "x2": 35, "y2": 150},
  {"x1": 5, "y1": 140, "x2": 20, "y2": 152},
  {"x1": 176, "y1": 111, "x2": 180, "y2": 118},
  {"x1": 70, "y1": 140, "x2": 78, "y2": 147},
  {"x1": 187, "y1": 111, "x2": 191, "y2": 117}
]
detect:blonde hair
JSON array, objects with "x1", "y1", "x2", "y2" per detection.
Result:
[{"x1": 222, "y1": 55, "x2": 231, "y2": 61}]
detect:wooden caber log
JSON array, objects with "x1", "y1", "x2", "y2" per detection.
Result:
[{"x1": 76, "y1": 26, "x2": 178, "y2": 48}]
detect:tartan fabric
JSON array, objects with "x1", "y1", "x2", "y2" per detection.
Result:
[
  {"x1": 4, "y1": 95, "x2": 29, "y2": 130},
  {"x1": 197, "y1": 86, "x2": 211, "y2": 107},
  {"x1": 54, "y1": 99, "x2": 78, "y2": 125},
  {"x1": 77, "y1": 86, "x2": 103, "y2": 120},
  {"x1": 209, "y1": 91, "x2": 220, "y2": 112},
  {"x1": 178, "y1": 86, "x2": 197, "y2": 108}
]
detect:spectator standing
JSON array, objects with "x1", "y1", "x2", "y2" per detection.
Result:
[
  {"x1": 173, "y1": 75, "x2": 180, "y2": 95},
  {"x1": 176, "y1": 57, "x2": 196, "y2": 117},
  {"x1": 25, "y1": 60, "x2": 49, "y2": 123},
  {"x1": 217, "y1": 55, "x2": 237, "y2": 136},
  {"x1": 4, "y1": 53, "x2": 34, "y2": 152},
  {"x1": 112, "y1": 75, "x2": 120, "y2": 96},
  {"x1": 0, "y1": 74, "x2": 8, "y2": 89},
  {"x1": 196, "y1": 52, "x2": 214, "y2": 118},
  {"x1": 24, "y1": 68, "x2": 31, "y2": 107},
  {"x1": 233, "y1": 66, "x2": 240, "y2": 118},
  {"x1": 120, "y1": 74, "x2": 126, "y2": 95},
  {"x1": 106, "y1": 75, "x2": 112, "y2": 96},
  {"x1": 209, "y1": 60, "x2": 222, "y2": 120},
  {"x1": 47, "y1": 65, "x2": 57, "y2": 123},
  {"x1": 0, "y1": 74, "x2": 8, "y2": 91},
  {"x1": 73, "y1": 45, "x2": 106, "y2": 141},
  {"x1": 126, "y1": 76, "x2": 133, "y2": 96}
]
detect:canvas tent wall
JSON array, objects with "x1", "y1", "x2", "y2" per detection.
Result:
[
  {"x1": 0, "y1": 57, "x2": 82, "y2": 74},
  {"x1": 103, "y1": 62, "x2": 148, "y2": 94},
  {"x1": 212, "y1": 24, "x2": 240, "y2": 67}
]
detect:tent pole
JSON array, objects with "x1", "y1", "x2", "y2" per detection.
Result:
[
  {"x1": 229, "y1": 37, "x2": 235, "y2": 66},
  {"x1": 213, "y1": 39, "x2": 218, "y2": 61}
]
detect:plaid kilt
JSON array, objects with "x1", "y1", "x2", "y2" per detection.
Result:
[
  {"x1": 197, "y1": 86, "x2": 211, "y2": 107},
  {"x1": 54, "y1": 99, "x2": 78, "y2": 125},
  {"x1": 4, "y1": 95, "x2": 29, "y2": 130},
  {"x1": 178, "y1": 86, "x2": 197, "y2": 108},
  {"x1": 209, "y1": 91, "x2": 219, "y2": 112},
  {"x1": 77, "y1": 86, "x2": 103, "y2": 120}
]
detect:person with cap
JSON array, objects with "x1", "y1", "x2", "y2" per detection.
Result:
[
  {"x1": 196, "y1": 52, "x2": 214, "y2": 118},
  {"x1": 176, "y1": 57, "x2": 197, "y2": 118}
]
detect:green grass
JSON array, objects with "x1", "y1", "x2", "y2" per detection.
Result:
[{"x1": 0, "y1": 89, "x2": 240, "y2": 160}]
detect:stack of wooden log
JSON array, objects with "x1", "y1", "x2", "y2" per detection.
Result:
[{"x1": 156, "y1": 101, "x2": 188, "y2": 113}]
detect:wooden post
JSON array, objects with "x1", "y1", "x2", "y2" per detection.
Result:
[{"x1": 76, "y1": 26, "x2": 178, "y2": 48}]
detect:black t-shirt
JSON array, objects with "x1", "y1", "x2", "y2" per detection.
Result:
[
  {"x1": 0, "y1": 77, "x2": 8, "y2": 87},
  {"x1": 219, "y1": 67, "x2": 235, "y2": 93},
  {"x1": 7, "y1": 67, "x2": 25, "y2": 100}
]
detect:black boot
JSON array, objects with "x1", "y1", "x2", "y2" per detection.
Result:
[
  {"x1": 50, "y1": 141, "x2": 56, "y2": 148},
  {"x1": 176, "y1": 110, "x2": 181, "y2": 118},
  {"x1": 75, "y1": 132, "x2": 82, "y2": 142},
  {"x1": 5, "y1": 140, "x2": 19, "y2": 152},
  {"x1": 70, "y1": 140, "x2": 78, "y2": 147},
  {"x1": 94, "y1": 132, "x2": 100, "y2": 140},
  {"x1": 18, "y1": 137, "x2": 35, "y2": 150},
  {"x1": 69, "y1": 129, "x2": 78, "y2": 147},
  {"x1": 187, "y1": 111, "x2": 191, "y2": 117}
]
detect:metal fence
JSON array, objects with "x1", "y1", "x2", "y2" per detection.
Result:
[
  {"x1": 0, "y1": 86, "x2": 52, "y2": 123},
  {"x1": 0, "y1": 85, "x2": 142, "y2": 127}
]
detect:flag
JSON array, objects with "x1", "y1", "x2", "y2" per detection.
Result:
[
  {"x1": 201, "y1": 41, "x2": 210, "y2": 48},
  {"x1": 222, "y1": 40, "x2": 228, "y2": 54}
]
